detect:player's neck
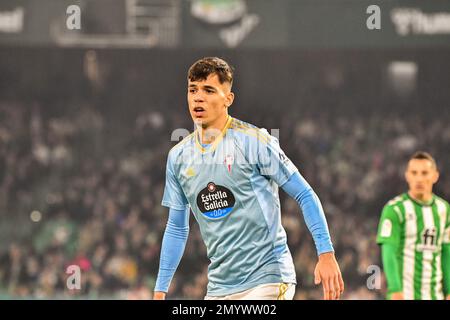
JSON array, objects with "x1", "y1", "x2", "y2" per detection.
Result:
[
  {"x1": 197, "y1": 114, "x2": 230, "y2": 145},
  {"x1": 408, "y1": 191, "x2": 433, "y2": 205}
]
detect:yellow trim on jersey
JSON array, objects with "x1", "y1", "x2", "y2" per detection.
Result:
[
  {"x1": 277, "y1": 283, "x2": 289, "y2": 300},
  {"x1": 231, "y1": 119, "x2": 270, "y2": 144},
  {"x1": 194, "y1": 115, "x2": 233, "y2": 153},
  {"x1": 232, "y1": 126, "x2": 270, "y2": 144},
  {"x1": 233, "y1": 120, "x2": 271, "y2": 141},
  {"x1": 169, "y1": 131, "x2": 196, "y2": 152}
]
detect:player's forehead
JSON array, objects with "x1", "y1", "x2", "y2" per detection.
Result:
[
  {"x1": 407, "y1": 158, "x2": 435, "y2": 171},
  {"x1": 188, "y1": 73, "x2": 225, "y2": 88}
]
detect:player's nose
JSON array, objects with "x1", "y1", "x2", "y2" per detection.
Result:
[
  {"x1": 193, "y1": 89, "x2": 207, "y2": 100},
  {"x1": 194, "y1": 96, "x2": 205, "y2": 103}
]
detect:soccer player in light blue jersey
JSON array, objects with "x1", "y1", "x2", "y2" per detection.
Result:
[{"x1": 153, "y1": 57, "x2": 344, "y2": 300}]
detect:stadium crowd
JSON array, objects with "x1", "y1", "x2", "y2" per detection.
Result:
[{"x1": 0, "y1": 51, "x2": 449, "y2": 299}]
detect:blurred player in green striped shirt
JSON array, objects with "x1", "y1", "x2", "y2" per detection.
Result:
[{"x1": 377, "y1": 151, "x2": 450, "y2": 300}]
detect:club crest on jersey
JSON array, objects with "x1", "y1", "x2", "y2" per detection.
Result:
[
  {"x1": 224, "y1": 154, "x2": 234, "y2": 173},
  {"x1": 197, "y1": 182, "x2": 235, "y2": 219}
]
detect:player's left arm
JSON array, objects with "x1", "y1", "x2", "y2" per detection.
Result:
[
  {"x1": 443, "y1": 209, "x2": 450, "y2": 300},
  {"x1": 443, "y1": 244, "x2": 450, "y2": 300},
  {"x1": 281, "y1": 171, "x2": 344, "y2": 300},
  {"x1": 257, "y1": 132, "x2": 344, "y2": 300}
]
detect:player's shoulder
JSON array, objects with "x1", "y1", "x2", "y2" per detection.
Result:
[
  {"x1": 434, "y1": 194, "x2": 450, "y2": 209},
  {"x1": 168, "y1": 131, "x2": 196, "y2": 157},
  {"x1": 229, "y1": 117, "x2": 272, "y2": 145},
  {"x1": 385, "y1": 193, "x2": 408, "y2": 208},
  {"x1": 381, "y1": 194, "x2": 407, "y2": 223}
]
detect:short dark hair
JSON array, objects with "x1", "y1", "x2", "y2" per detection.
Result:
[
  {"x1": 188, "y1": 57, "x2": 234, "y2": 85},
  {"x1": 410, "y1": 151, "x2": 437, "y2": 168}
]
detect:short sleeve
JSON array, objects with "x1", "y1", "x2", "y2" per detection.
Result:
[
  {"x1": 376, "y1": 205, "x2": 402, "y2": 247},
  {"x1": 256, "y1": 132, "x2": 298, "y2": 186},
  {"x1": 161, "y1": 152, "x2": 189, "y2": 210}
]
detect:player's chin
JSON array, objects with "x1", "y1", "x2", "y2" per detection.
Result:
[{"x1": 193, "y1": 117, "x2": 207, "y2": 126}]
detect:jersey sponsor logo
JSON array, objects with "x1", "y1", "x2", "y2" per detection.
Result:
[
  {"x1": 381, "y1": 219, "x2": 392, "y2": 237},
  {"x1": 197, "y1": 182, "x2": 236, "y2": 219},
  {"x1": 417, "y1": 227, "x2": 439, "y2": 252}
]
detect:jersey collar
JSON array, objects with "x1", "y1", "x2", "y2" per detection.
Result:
[
  {"x1": 195, "y1": 116, "x2": 232, "y2": 153},
  {"x1": 406, "y1": 192, "x2": 435, "y2": 206}
]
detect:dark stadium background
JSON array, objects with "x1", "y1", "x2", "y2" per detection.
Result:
[{"x1": 1, "y1": 0, "x2": 449, "y2": 299}]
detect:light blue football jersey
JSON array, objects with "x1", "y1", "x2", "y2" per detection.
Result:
[{"x1": 162, "y1": 116, "x2": 299, "y2": 296}]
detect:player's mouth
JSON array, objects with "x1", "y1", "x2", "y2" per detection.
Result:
[{"x1": 193, "y1": 107, "x2": 206, "y2": 117}]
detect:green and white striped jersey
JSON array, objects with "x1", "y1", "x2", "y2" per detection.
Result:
[{"x1": 377, "y1": 193, "x2": 450, "y2": 300}]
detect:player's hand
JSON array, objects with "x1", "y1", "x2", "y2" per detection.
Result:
[
  {"x1": 314, "y1": 252, "x2": 345, "y2": 300},
  {"x1": 153, "y1": 291, "x2": 166, "y2": 300},
  {"x1": 446, "y1": 294, "x2": 450, "y2": 300},
  {"x1": 390, "y1": 292, "x2": 404, "y2": 300}
]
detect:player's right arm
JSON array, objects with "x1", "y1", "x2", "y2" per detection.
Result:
[
  {"x1": 153, "y1": 207, "x2": 190, "y2": 299},
  {"x1": 154, "y1": 151, "x2": 190, "y2": 300},
  {"x1": 376, "y1": 204, "x2": 403, "y2": 299}
]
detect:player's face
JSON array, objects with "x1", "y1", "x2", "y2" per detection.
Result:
[
  {"x1": 405, "y1": 159, "x2": 439, "y2": 199},
  {"x1": 187, "y1": 74, "x2": 234, "y2": 129}
]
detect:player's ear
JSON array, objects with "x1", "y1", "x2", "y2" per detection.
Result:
[
  {"x1": 432, "y1": 169, "x2": 439, "y2": 184},
  {"x1": 404, "y1": 170, "x2": 410, "y2": 183},
  {"x1": 225, "y1": 91, "x2": 234, "y2": 107},
  {"x1": 404, "y1": 163, "x2": 411, "y2": 182}
]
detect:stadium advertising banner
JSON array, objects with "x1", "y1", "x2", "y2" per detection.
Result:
[
  {"x1": 0, "y1": 0, "x2": 27, "y2": 42},
  {"x1": 184, "y1": 0, "x2": 450, "y2": 48},
  {"x1": 1, "y1": 0, "x2": 450, "y2": 48},
  {"x1": 285, "y1": 0, "x2": 450, "y2": 48}
]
